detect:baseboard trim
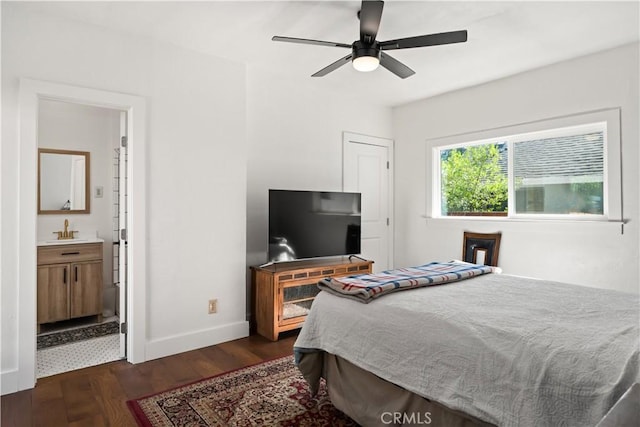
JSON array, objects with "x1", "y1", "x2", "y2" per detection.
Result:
[
  {"x1": 1, "y1": 368, "x2": 19, "y2": 395},
  {"x1": 144, "y1": 321, "x2": 249, "y2": 362}
]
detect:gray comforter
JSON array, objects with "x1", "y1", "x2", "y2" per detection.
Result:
[{"x1": 294, "y1": 274, "x2": 639, "y2": 426}]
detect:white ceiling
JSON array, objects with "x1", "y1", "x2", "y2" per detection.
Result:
[{"x1": 18, "y1": 1, "x2": 640, "y2": 107}]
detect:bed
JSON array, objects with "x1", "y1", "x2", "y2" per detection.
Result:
[{"x1": 293, "y1": 263, "x2": 639, "y2": 427}]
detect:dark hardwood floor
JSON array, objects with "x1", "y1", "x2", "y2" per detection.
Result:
[{"x1": 1, "y1": 332, "x2": 298, "y2": 427}]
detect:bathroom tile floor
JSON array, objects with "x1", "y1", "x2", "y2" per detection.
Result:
[{"x1": 36, "y1": 316, "x2": 122, "y2": 379}]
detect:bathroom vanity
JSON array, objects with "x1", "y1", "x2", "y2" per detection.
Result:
[{"x1": 37, "y1": 239, "x2": 104, "y2": 332}]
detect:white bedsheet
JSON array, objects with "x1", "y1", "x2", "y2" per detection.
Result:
[{"x1": 294, "y1": 274, "x2": 639, "y2": 426}]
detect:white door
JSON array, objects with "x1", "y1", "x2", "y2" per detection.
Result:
[
  {"x1": 118, "y1": 112, "x2": 128, "y2": 359},
  {"x1": 343, "y1": 132, "x2": 393, "y2": 273}
]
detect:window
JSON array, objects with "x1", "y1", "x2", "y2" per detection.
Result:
[
  {"x1": 511, "y1": 127, "x2": 604, "y2": 216},
  {"x1": 439, "y1": 142, "x2": 508, "y2": 216},
  {"x1": 430, "y1": 109, "x2": 621, "y2": 221}
]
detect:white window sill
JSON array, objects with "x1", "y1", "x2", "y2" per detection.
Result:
[{"x1": 422, "y1": 215, "x2": 627, "y2": 230}]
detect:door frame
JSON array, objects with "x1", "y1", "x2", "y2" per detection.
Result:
[
  {"x1": 342, "y1": 131, "x2": 394, "y2": 270},
  {"x1": 17, "y1": 78, "x2": 147, "y2": 390}
]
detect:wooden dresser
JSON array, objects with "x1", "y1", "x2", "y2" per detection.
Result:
[
  {"x1": 251, "y1": 257, "x2": 373, "y2": 341},
  {"x1": 37, "y1": 242, "x2": 104, "y2": 332}
]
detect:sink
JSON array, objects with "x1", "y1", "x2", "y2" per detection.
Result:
[
  {"x1": 41, "y1": 239, "x2": 89, "y2": 244},
  {"x1": 38, "y1": 237, "x2": 104, "y2": 246}
]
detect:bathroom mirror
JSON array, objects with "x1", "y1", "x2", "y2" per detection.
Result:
[{"x1": 38, "y1": 148, "x2": 90, "y2": 214}]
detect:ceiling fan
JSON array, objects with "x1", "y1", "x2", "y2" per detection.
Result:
[{"x1": 272, "y1": 0, "x2": 468, "y2": 79}]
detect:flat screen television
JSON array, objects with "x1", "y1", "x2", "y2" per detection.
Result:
[{"x1": 268, "y1": 189, "x2": 361, "y2": 263}]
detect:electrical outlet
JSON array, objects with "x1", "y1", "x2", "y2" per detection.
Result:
[
  {"x1": 95, "y1": 186, "x2": 104, "y2": 198},
  {"x1": 208, "y1": 299, "x2": 217, "y2": 314}
]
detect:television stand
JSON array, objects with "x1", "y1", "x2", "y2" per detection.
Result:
[{"x1": 251, "y1": 257, "x2": 373, "y2": 341}]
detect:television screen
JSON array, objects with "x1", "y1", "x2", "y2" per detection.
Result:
[{"x1": 268, "y1": 189, "x2": 361, "y2": 262}]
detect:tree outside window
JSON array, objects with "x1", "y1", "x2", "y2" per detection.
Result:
[{"x1": 440, "y1": 143, "x2": 508, "y2": 216}]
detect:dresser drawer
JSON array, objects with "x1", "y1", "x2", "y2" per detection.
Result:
[{"x1": 37, "y1": 243, "x2": 103, "y2": 265}]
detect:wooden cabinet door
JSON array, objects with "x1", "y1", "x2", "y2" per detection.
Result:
[
  {"x1": 37, "y1": 265, "x2": 69, "y2": 324},
  {"x1": 70, "y1": 261, "x2": 103, "y2": 318}
]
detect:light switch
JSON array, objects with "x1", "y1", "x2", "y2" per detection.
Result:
[{"x1": 95, "y1": 186, "x2": 104, "y2": 198}]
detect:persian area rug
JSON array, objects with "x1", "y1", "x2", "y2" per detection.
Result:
[
  {"x1": 127, "y1": 355, "x2": 358, "y2": 427},
  {"x1": 37, "y1": 320, "x2": 119, "y2": 349}
]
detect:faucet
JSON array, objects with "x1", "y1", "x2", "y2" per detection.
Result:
[{"x1": 53, "y1": 219, "x2": 77, "y2": 240}]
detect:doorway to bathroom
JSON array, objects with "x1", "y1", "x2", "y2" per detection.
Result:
[
  {"x1": 35, "y1": 99, "x2": 128, "y2": 378},
  {"x1": 17, "y1": 78, "x2": 146, "y2": 392}
]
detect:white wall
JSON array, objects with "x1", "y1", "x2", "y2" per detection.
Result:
[
  {"x1": 2, "y1": 3, "x2": 248, "y2": 392},
  {"x1": 393, "y1": 43, "x2": 639, "y2": 294},
  {"x1": 245, "y1": 67, "x2": 393, "y2": 314},
  {"x1": 37, "y1": 99, "x2": 121, "y2": 315}
]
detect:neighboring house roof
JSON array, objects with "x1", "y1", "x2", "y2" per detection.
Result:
[
  {"x1": 514, "y1": 132, "x2": 604, "y2": 186},
  {"x1": 489, "y1": 132, "x2": 603, "y2": 186}
]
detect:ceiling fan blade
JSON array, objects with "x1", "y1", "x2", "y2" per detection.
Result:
[
  {"x1": 380, "y1": 30, "x2": 468, "y2": 50},
  {"x1": 272, "y1": 36, "x2": 351, "y2": 49},
  {"x1": 359, "y1": 0, "x2": 384, "y2": 43},
  {"x1": 380, "y1": 52, "x2": 415, "y2": 79},
  {"x1": 312, "y1": 54, "x2": 353, "y2": 77}
]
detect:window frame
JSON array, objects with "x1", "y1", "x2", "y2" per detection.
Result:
[{"x1": 428, "y1": 109, "x2": 621, "y2": 222}]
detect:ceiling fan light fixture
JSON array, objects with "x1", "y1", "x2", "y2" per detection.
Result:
[
  {"x1": 353, "y1": 55, "x2": 380, "y2": 72},
  {"x1": 352, "y1": 40, "x2": 381, "y2": 72}
]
